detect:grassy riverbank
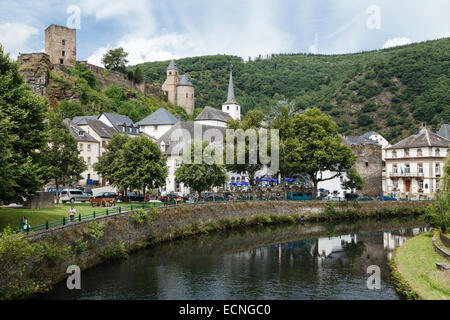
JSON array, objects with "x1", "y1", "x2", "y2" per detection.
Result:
[
  {"x1": 0, "y1": 203, "x2": 148, "y2": 231},
  {"x1": 391, "y1": 232, "x2": 450, "y2": 300}
]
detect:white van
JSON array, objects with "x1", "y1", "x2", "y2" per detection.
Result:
[{"x1": 60, "y1": 189, "x2": 91, "y2": 203}]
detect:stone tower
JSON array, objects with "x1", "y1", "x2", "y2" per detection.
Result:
[
  {"x1": 45, "y1": 24, "x2": 76, "y2": 67},
  {"x1": 162, "y1": 60, "x2": 195, "y2": 116},
  {"x1": 222, "y1": 68, "x2": 241, "y2": 120},
  {"x1": 176, "y1": 74, "x2": 195, "y2": 116},
  {"x1": 161, "y1": 60, "x2": 179, "y2": 104}
]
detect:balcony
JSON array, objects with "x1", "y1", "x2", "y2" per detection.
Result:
[{"x1": 389, "y1": 172, "x2": 424, "y2": 178}]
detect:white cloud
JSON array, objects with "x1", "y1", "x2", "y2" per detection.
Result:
[
  {"x1": 308, "y1": 33, "x2": 319, "y2": 54},
  {"x1": 382, "y1": 37, "x2": 412, "y2": 49},
  {"x1": 437, "y1": 32, "x2": 450, "y2": 39},
  {"x1": 0, "y1": 23, "x2": 39, "y2": 59}
]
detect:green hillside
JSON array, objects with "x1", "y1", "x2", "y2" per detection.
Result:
[{"x1": 131, "y1": 38, "x2": 450, "y2": 143}]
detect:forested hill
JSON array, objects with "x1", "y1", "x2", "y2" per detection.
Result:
[{"x1": 131, "y1": 38, "x2": 450, "y2": 143}]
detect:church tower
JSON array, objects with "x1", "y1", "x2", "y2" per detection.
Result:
[
  {"x1": 222, "y1": 68, "x2": 241, "y2": 120},
  {"x1": 162, "y1": 60, "x2": 179, "y2": 105}
]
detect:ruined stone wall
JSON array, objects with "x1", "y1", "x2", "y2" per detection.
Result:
[
  {"x1": 351, "y1": 143, "x2": 383, "y2": 197},
  {"x1": 17, "y1": 53, "x2": 51, "y2": 97}
]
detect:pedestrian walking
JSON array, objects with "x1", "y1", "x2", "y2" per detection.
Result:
[
  {"x1": 23, "y1": 219, "x2": 30, "y2": 232},
  {"x1": 69, "y1": 206, "x2": 76, "y2": 222}
]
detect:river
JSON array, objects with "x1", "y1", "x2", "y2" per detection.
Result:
[{"x1": 40, "y1": 217, "x2": 429, "y2": 300}]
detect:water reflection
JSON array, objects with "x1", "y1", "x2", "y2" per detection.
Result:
[{"x1": 40, "y1": 218, "x2": 430, "y2": 300}]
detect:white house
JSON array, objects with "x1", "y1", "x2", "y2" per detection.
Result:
[
  {"x1": 98, "y1": 112, "x2": 140, "y2": 137},
  {"x1": 385, "y1": 127, "x2": 449, "y2": 199},
  {"x1": 136, "y1": 108, "x2": 180, "y2": 140},
  {"x1": 65, "y1": 119, "x2": 101, "y2": 186}
]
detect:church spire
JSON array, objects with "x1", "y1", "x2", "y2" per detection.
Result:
[
  {"x1": 167, "y1": 59, "x2": 178, "y2": 70},
  {"x1": 225, "y1": 66, "x2": 237, "y2": 104}
]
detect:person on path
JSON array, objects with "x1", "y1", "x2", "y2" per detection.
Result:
[{"x1": 69, "y1": 206, "x2": 76, "y2": 223}]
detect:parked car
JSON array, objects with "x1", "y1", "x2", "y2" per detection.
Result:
[
  {"x1": 325, "y1": 196, "x2": 344, "y2": 201},
  {"x1": 160, "y1": 193, "x2": 185, "y2": 203},
  {"x1": 60, "y1": 189, "x2": 91, "y2": 203},
  {"x1": 344, "y1": 193, "x2": 359, "y2": 201},
  {"x1": 83, "y1": 188, "x2": 93, "y2": 197},
  {"x1": 356, "y1": 196, "x2": 373, "y2": 201},
  {"x1": 124, "y1": 192, "x2": 145, "y2": 202},
  {"x1": 377, "y1": 196, "x2": 397, "y2": 201},
  {"x1": 90, "y1": 192, "x2": 117, "y2": 207},
  {"x1": 287, "y1": 192, "x2": 312, "y2": 201}
]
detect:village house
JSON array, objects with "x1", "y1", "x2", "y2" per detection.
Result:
[
  {"x1": 385, "y1": 127, "x2": 449, "y2": 199},
  {"x1": 136, "y1": 108, "x2": 180, "y2": 140},
  {"x1": 64, "y1": 119, "x2": 101, "y2": 186}
]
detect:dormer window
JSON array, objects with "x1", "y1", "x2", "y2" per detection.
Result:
[{"x1": 78, "y1": 131, "x2": 85, "y2": 137}]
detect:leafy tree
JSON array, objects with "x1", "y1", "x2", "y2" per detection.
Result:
[
  {"x1": 0, "y1": 45, "x2": 48, "y2": 203},
  {"x1": 102, "y1": 47, "x2": 129, "y2": 73},
  {"x1": 342, "y1": 168, "x2": 365, "y2": 193},
  {"x1": 68, "y1": 63, "x2": 99, "y2": 90},
  {"x1": 224, "y1": 110, "x2": 271, "y2": 195},
  {"x1": 134, "y1": 67, "x2": 144, "y2": 83},
  {"x1": 424, "y1": 154, "x2": 450, "y2": 233},
  {"x1": 291, "y1": 108, "x2": 357, "y2": 198},
  {"x1": 94, "y1": 134, "x2": 131, "y2": 193},
  {"x1": 121, "y1": 136, "x2": 168, "y2": 200},
  {"x1": 41, "y1": 111, "x2": 87, "y2": 203},
  {"x1": 175, "y1": 141, "x2": 227, "y2": 197},
  {"x1": 58, "y1": 100, "x2": 85, "y2": 119}
]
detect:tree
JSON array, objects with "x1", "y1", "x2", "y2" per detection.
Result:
[
  {"x1": 291, "y1": 108, "x2": 357, "y2": 198},
  {"x1": 102, "y1": 47, "x2": 129, "y2": 73},
  {"x1": 175, "y1": 141, "x2": 227, "y2": 197},
  {"x1": 342, "y1": 168, "x2": 365, "y2": 193},
  {"x1": 272, "y1": 106, "x2": 303, "y2": 198},
  {"x1": 425, "y1": 153, "x2": 450, "y2": 233},
  {"x1": 134, "y1": 67, "x2": 144, "y2": 83},
  {"x1": 121, "y1": 136, "x2": 168, "y2": 201},
  {"x1": 224, "y1": 110, "x2": 271, "y2": 195},
  {"x1": 94, "y1": 134, "x2": 131, "y2": 193},
  {"x1": 58, "y1": 100, "x2": 85, "y2": 119},
  {"x1": 41, "y1": 111, "x2": 87, "y2": 203},
  {"x1": 0, "y1": 45, "x2": 48, "y2": 203}
]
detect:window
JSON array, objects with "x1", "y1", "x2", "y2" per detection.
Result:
[
  {"x1": 62, "y1": 40, "x2": 65, "y2": 45},
  {"x1": 79, "y1": 143, "x2": 83, "y2": 151},
  {"x1": 102, "y1": 141, "x2": 106, "y2": 148},
  {"x1": 405, "y1": 164, "x2": 410, "y2": 173},
  {"x1": 393, "y1": 180, "x2": 398, "y2": 188},
  {"x1": 87, "y1": 157, "x2": 91, "y2": 165},
  {"x1": 418, "y1": 163, "x2": 423, "y2": 173},
  {"x1": 436, "y1": 149, "x2": 440, "y2": 157},
  {"x1": 154, "y1": 125, "x2": 158, "y2": 131},
  {"x1": 87, "y1": 144, "x2": 91, "y2": 151},
  {"x1": 417, "y1": 149, "x2": 423, "y2": 157},
  {"x1": 436, "y1": 163, "x2": 441, "y2": 175},
  {"x1": 425, "y1": 183, "x2": 428, "y2": 189},
  {"x1": 169, "y1": 72, "x2": 172, "y2": 75},
  {"x1": 227, "y1": 106, "x2": 229, "y2": 111},
  {"x1": 175, "y1": 159, "x2": 181, "y2": 167},
  {"x1": 365, "y1": 162, "x2": 369, "y2": 167},
  {"x1": 60, "y1": 59, "x2": 64, "y2": 64},
  {"x1": 436, "y1": 180, "x2": 440, "y2": 190},
  {"x1": 393, "y1": 165, "x2": 398, "y2": 173},
  {"x1": 237, "y1": 106, "x2": 239, "y2": 111},
  {"x1": 405, "y1": 149, "x2": 409, "y2": 157},
  {"x1": 186, "y1": 93, "x2": 188, "y2": 98},
  {"x1": 419, "y1": 181, "x2": 424, "y2": 190},
  {"x1": 392, "y1": 151, "x2": 397, "y2": 158},
  {"x1": 62, "y1": 51, "x2": 65, "y2": 56}
]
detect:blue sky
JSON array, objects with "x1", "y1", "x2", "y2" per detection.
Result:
[{"x1": 0, "y1": 0, "x2": 449, "y2": 66}]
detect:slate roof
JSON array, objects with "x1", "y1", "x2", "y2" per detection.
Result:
[
  {"x1": 343, "y1": 136, "x2": 378, "y2": 146},
  {"x1": 195, "y1": 106, "x2": 232, "y2": 123},
  {"x1": 387, "y1": 127, "x2": 450, "y2": 149},
  {"x1": 177, "y1": 74, "x2": 193, "y2": 87},
  {"x1": 224, "y1": 70, "x2": 238, "y2": 104},
  {"x1": 167, "y1": 59, "x2": 178, "y2": 70},
  {"x1": 72, "y1": 115, "x2": 98, "y2": 125},
  {"x1": 64, "y1": 119, "x2": 98, "y2": 143},
  {"x1": 157, "y1": 121, "x2": 226, "y2": 155},
  {"x1": 136, "y1": 108, "x2": 180, "y2": 126},
  {"x1": 360, "y1": 131, "x2": 380, "y2": 140},
  {"x1": 438, "y1": 124, "x2": 450, "y2": 140},
  {"x1": 83, "y1": 119, "x2": 117, "y2": 139}
]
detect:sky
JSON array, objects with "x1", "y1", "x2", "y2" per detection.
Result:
[{"x1": 0, "y1": 0, "x2": 449, "y2": 66}]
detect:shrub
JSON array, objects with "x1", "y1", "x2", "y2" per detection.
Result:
[
  {"x1": 102, "y1": 243, "x2": 128, "y2": 261},
  {"x1": 87, "y1": 221, "x2": 105, "y2": 240},
  {"x1": 72, "y1": 238, "x2": 88, "y2": 256}
]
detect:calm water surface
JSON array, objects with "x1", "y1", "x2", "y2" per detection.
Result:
[{"x1": 41, "y1": 217, "x2": 429, "y2": 300}]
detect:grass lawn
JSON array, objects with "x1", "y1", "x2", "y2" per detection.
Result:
[
  {"x1": 0, "y1": 202, "x2": 148, "y2": 231},
  {"x1": 396, "y1": 232, "x2": 450, "y2": 300}
]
